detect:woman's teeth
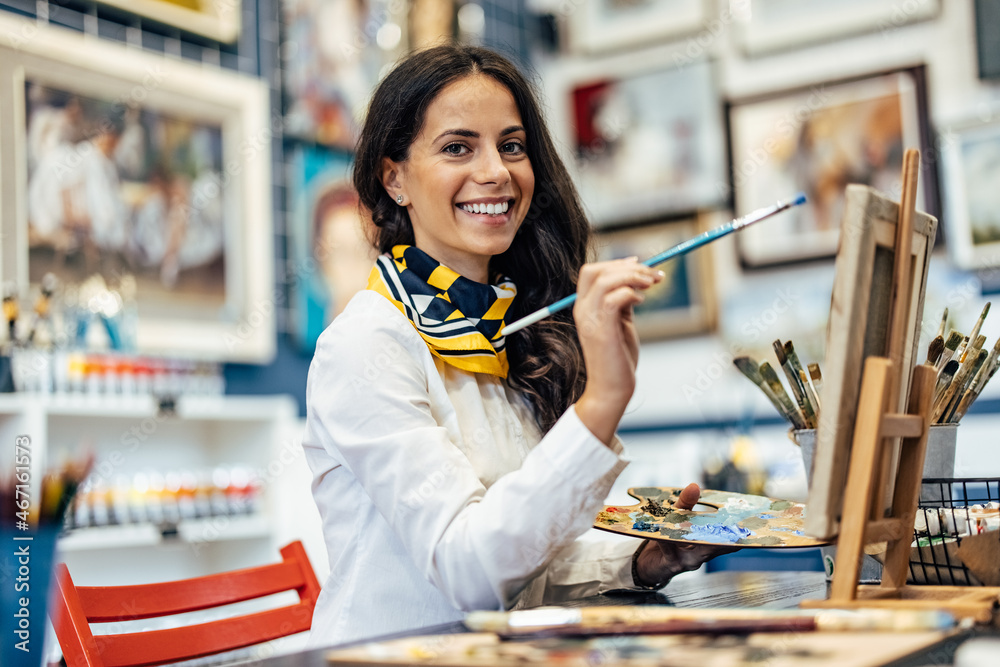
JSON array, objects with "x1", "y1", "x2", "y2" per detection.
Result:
[{"x1": 462, "y1": 201, "x2": 509, "y2": 215}]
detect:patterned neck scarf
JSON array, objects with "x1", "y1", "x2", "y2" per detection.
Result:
[{"x1": 367, "y1": 245, "x2": 517, "y2": 377}]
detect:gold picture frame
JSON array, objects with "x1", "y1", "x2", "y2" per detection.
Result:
[{"x1": 95, "y1": 0, "x2": 241, "y2": 43}]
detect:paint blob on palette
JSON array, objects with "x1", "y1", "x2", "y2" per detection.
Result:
[{"x1": 594, "y1": 487, "x2": 829, "y2": 548}]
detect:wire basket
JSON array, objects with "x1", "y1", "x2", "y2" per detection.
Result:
[{"x1": 910, "y1": 477, "x2": 1000, "y2": 586}]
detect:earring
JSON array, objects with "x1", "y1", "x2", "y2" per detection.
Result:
[{"x1": 396, "y1": 195, "x2": 404, "y2": 205}]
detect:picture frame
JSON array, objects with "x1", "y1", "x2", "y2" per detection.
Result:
[
  {"x1": 0, "y1": 14, "x2": 274, "y2": 362},
  {"x1": 736, "y1": 0, "x2": 940, "y2": 56},
  {"x1": 94, "y1": 0, "x2": 241, "y2": 43},
  {"x1": 287, "y1": 145, "x2": 376, "y2": 352},
  {"x1": 545, "y1": 53, "x2": 727, "y2": 228},
  {"x1": 593, "y1": 214, "x2": 716, "y2": 340},
  {"x1": 281, "y1": 0, "x2": 399, "y2": 148},
  {"x1": 566, "y1": 0, "x2": 707, "y2": 55},
  {"x1": 728, "y1": 66, "x2": 936, "y2": 268},
  {"x1": 939, "y1": 110, "x2": 1000, "y2": 269},
  {"x1": 806, "y1": 184, "x2": 937, "y2": 539}
]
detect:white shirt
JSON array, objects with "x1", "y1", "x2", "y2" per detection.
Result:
[{"x1": 303, "y1": 290, "x2": 641, "y2": 646}]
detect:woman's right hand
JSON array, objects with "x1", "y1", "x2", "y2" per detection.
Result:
[{"x1": 572, "y1": 257, "x2": 664, "y2": 445}]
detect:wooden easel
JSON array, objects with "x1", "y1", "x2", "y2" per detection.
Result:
[{"x1": 802, "y1": 150, "x2": 1000, "y2": 623}]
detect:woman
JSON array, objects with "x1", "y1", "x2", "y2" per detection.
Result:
[{"x1": 302, "y1": 44, "x2": 725, "y2": 645}]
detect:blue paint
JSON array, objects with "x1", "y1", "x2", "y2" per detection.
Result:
[
  {"x1": 632, "y1": 520, "x2": 656, "y2": 532},
  {"x1": 682, "y1": 523, "x2": 751, "y2": 543}
]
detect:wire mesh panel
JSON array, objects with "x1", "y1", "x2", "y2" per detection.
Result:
[{"x1": 911, "y1": 477, "x2": 1000, "y2": 585}]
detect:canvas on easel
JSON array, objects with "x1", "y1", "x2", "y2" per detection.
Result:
[
  {"x1": 806, "y1": 183, "x2": 937, "y2": 540},
  {"x1": 802, "y1": 149, "x2": 1000, "y2": 621}
]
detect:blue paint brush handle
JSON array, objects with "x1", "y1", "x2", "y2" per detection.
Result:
[{"x1": 500, "y1": 193, "x2": 807, "y2": 336}]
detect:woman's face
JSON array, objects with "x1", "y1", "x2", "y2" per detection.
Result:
[{"x1": 382, "y1": 73, "x2": 534, "y2": 283}]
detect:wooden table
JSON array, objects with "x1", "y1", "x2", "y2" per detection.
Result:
[{"x1": 253, "y1": 571, "x2": 989, "y2": 667}]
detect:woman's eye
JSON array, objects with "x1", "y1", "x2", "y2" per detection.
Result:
[
  {"x1": 443, "y1": 143, "x2": 469, "y2": 156},
  {"x1": 501, "y1": 141, "x2": 525, "y2": 155}
]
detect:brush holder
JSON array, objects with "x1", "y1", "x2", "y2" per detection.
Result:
[{"x1": 794, "y1": 424, "x2": 958, "y2": 581}]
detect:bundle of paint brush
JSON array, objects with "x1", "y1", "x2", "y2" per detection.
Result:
[
  {"x1": 732, "y1": 339, "x2": 823, "y2": 431},
  {"x1": 925, "y1": 304, "x2": 1000, "y2": 424},
  {"x1": 0, "y1": 449, "x2": 93, "y2": 530}
]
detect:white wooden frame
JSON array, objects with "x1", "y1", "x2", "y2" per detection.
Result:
[
  {"x1": 940, "y1": 110, "x2": 1000, "y2": 269},
  {"x1": 566, "y1": 0, "x2": 707, "y2": 55},
  {"x1": 0, "y1": 14, "x2": 274, "y2": 362},
  {"x1": 737, "y1": 0, "x2": 940, "y2": 56}
]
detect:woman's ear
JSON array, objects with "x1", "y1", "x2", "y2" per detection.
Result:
[{"x1": 381, "y1": 157, "x2": 404, "y2": 202}]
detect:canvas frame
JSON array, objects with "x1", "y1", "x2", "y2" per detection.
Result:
[
  {"x1": 728, "y1": 66, "x2": 935, "y2": 268},
  {"x1": 0, "y1": 14, "x2": 274, "y2": 362},
  {"x1": 940, "y1": 110, "x2": 1000, "y2": 269},
  {"x1": 94, "y1": 0, "x2": 241, "y2": 43},
  {"x1": 805, "y1": 184, "x2": 938, "y2": 539},
  {"x1": 593, "y1": 214, "x2": 717, "y2": 340}
]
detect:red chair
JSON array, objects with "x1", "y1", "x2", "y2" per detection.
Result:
[{"x1": 50, "y1": 540, "x2": 321, "y2": 667}]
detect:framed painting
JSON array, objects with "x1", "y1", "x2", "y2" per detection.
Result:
[
  {"x1": 940, "y1": 111, "x2": 1000, "y2": 269},
  {"x1": 737, "y1": 0, "x2": 940, "y2": 56},
  {"x1": 728, "y1": 66, "x2": 936, "y2": 268},
  {"x1": 94, "y1": 0, "x2": 241, "y2": 43},
  {"x1": 287, "y1": 145, "x2": 376, "y2": 352},
  {"x1": 566, "y1": 0, "x2": 707, "y2": 55},
  {"x1": 0, "y1": 14, "x2": 274, "y2": 362},
  {"x1": 281, "y1": 0, "x2": 401, "y2": 148},
  {"x1": 547, "y1": 54, "x2": 727, "y2": 228},
  {"x1": 593, "y1": 215, "x2": 716, "y2": 340}
]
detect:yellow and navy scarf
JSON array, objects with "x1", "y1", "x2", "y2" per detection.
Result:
[{"x1": 367, "y1": 245, "x2": 517, "y2": 377}]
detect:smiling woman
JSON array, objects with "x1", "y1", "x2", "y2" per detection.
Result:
[{"x1": 301, "y1": 44, "x2": 730, "y2": 646}]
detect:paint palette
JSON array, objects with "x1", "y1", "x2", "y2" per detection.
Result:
[{"x1": 594, "y1": 487, "x2": 828, "y2": 548}]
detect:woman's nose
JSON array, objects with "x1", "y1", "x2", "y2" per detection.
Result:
[{"x1": 475, "y1": 147, "x2": 510, "y2": 185}]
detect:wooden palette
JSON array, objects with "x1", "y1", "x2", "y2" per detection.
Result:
[{"x1": 594, "y1": 487, "x2": 829, "y2": 548}]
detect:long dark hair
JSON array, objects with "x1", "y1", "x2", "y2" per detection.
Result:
[{"x1": 353, "y1": 45, "x2": 591, "y2": 433}]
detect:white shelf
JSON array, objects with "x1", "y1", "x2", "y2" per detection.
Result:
[{"x1": 58, "y1": 514, "x2": 272, "y2": 552}]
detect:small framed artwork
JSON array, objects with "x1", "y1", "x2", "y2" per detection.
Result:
[
  {"x1": 287, "y1": 146, "x2": 377, "y2": 352},
  {"x1": 94, "y1": 0, "x2": 241, "y2": 43},
  {"x1": 729, "y1": 66, "x2": 936, "y2": 268},
  {"x1": 547, "y1": 54, "x2": 727, "y2": 228},
  {"x1": 593, "y1": 215, "x2": 716, "y2": 340},
  {"x1": 737, "y1": 0, "x2": 940, "y2": 56},
  {"x1": 0, "y1": 14, "x2": 274, "y2": 362},
  {"x1": 940, "y1": 111, "x2": 1000, "y2": 269},
  {"x1": 282, "y1": 0, "x2": 400, "y2": 148},
  {"x1": 566, "y1": 0, "x2": 707, "y2": 55}
]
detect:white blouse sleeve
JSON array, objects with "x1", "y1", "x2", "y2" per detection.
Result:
[{"x1": 307, "y1": 306, "x2": 629, "y2": 612}]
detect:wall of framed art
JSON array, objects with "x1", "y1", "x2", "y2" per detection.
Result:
[{"x1": 537, "y1": 0, "x2": 1000, "y2": 489}]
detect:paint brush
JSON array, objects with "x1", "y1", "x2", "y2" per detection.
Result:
[
  {"x1": 956, "y1": 337, "x2": 1000, "y2": 420},
  {"x1": 925, "y1": 335, "x2": 944, "y2": 366},
  {"x1": 800, "y1": 368, "x2": 821, "y2": 414},
  {"x1": 808, "y1": 363, "x2": 823, "y2": 395},
  {"x1": 500, "y1": 193, "x2": 808, "y2": 336},
  {"x1": 936, "y1": 307, "x2": 949, "y2": 339},
  {"x1": 963, "y1": 302, "x2": 991, "y2": 362},
  {"x1": 773, "y1": 340, "x2": 816, "y2": 428},
  {"x1": 465, "y1": 607, "x2": 958, "y2": 637},
  {"x1": 936, "y1": 331, "x2": 964, "y2": 371},
  {"x1": 759, "y1": 361, "x2": 808, "y2": 430},
  {"x1": 733, "y1": 356, "x2": 804, "y2": 429},
  {"x1": 781, "y1": 340, "x2": 817, "y2": 428},
  {"x1": 932, "y1": 359, "x2": 960, "y2": 409},
  {"x1": 934, "y1": 347, "x2": 985, "y2": 422},
  {"x1": 943, "y1": 349, "x2": 988, "y2": 422}
]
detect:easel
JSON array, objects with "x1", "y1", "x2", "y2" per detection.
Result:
[{"x1": 802, "y1": 150, "x2": 1000, "y2": 623}]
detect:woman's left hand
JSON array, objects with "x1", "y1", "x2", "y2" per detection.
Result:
[{"x1": 632, "y1": 482, "x2": 741, "y2": 588}]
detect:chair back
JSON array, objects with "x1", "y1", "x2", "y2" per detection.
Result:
[{"x1": 50, "y1": 540, "x2": 321, "y2": 667}]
